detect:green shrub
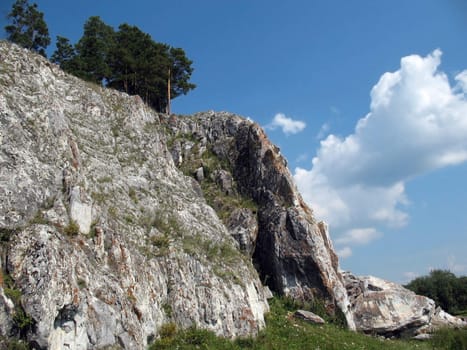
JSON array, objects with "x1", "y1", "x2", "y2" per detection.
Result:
[
  {"x1": 150, "y1": 234, "x2": 170, "y2": 249},
  {"x1": 0, "y1": 337, "x2": 30, "y2": 350},
  {"x1": 159, "y1": 322, "x2": 177, "y2": 339},
  {"x1": 128, "y1": 187, "x2": 138, "y2": 203},
  {"x1": 77, "y1": 279, "x2": 86, "y2": 289},
  {"x1": 162, "y1": 303, "x2": 173, "y2": 318},
  {"x1": 29, "y1": 210, "x2": 48, "y2": 225},
  {"x1": 64, "y1": 219, "x2": 80, "y2": 236},
  {"x1": 3, "y1": 287, "x2": 33, "y2": 334}
]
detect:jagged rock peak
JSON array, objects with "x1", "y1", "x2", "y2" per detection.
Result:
[{"x1": 161, "y1": 112, "x2": 355, "y2": 329}]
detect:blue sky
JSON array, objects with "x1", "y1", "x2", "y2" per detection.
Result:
[{"x1": 1, "y1": 0, "x2": 467, "y2": 283}]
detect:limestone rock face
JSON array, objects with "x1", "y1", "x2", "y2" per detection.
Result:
[
  {"x1": 0, "y1": 42, "x2": 269, "y2": 349},
  {"x1": 343, "y1": 272, "x2": 467, "y2": 338},
  {"x1": 163, "y1": 112, "x2": 355, "y2": 330},
  {"x1": 3, "y1": 40, "x2": 458, "y2": 347}
]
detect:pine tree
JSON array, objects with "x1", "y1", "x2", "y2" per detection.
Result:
[
  {"x1": 51, "y1": 36, "x2": 79, "y2": 73},
  {"x1": 168, "y1": 47, "x2": 196, "y2": 99},
  {"x1": 108, "y1": 23, "x2": 195, "y2": 112},
  {"x1": 4, "y1": 0, "x2": 50, "y2": 57},
  {"x1": 74, "y1": 16, "x2": 115, "y2": 84}
]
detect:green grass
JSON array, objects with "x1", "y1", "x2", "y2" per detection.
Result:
[
  {"x1": 148, "y1": 297, "x2": 435, "y2": 350},
  {"x1": 430, "y1": 327, "x2": 467, "y2": 350}
]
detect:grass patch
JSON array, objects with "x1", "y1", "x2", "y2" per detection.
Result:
[
  {"x1": 64, "y1": 220, "x2": 80, "y2": 236},
  {"x1": 149, "y1": 234, "x2": 171, "y2": 256},
  {"x1": 29, "y1": 210, "x2": 48, "y2": 225},
  {"x1": 148, "y1": 297, "x2": 435, "y2": 350},
  {"x1": 431, "y1": 327, "x2": 467, "y2": 350},
  {"x1": 2, "y1": 275, "x2": 34, "y2": 336},
  {"x1": 128, "y1": 187, "x2": 138, "y2": 203},
  {"x1": 142, "y1": 212, "x2": 182, "y2": 236}
]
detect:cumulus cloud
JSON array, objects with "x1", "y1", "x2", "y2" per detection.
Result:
[
  {"x1": 337, "y1": 246, "x2": 353, "y2": 259},
  {"x1": 266, "y1": 113, "x2": 306, "y2": 135},
  {"x1": 335, "y1": 228, "x2": 382, "y2": 246},
  {"x1": 294, "y1": 50, "x2": 467, "y2": 251}
]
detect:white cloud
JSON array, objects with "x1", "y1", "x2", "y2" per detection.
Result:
[
  {"x1": 335, "y1": 228, "x2": 382, "y2": 246},
  {"x1": 316, "y1": 122, "x2": 330, "y2": 140},
  {"x1": 337, "y1": 246, "x2": 353, "y2": 259},
  {"x1": 295, "y1": 153, "x2": 308, "y2": 163},
  {"x1": 294, "y1": 50, "x2": 467, "y2": 243},
  {"x1": 266, "y1": 113, "x2": 306, "y2": 135},
  {"x1": 402, "y1": 271, "x2": 419, "y2": 284}
]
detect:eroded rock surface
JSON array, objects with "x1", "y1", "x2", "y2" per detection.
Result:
[
  {"x1": 344, "y1": 272, "x2": 467, "y2": 338},
  {"x1": 0, "y1": 41, "x2": 269, "y2": 349},
  {"x1": 1, "y1": 40, "x2": 459, "y2": 347},
  {"x1": 163, "y1": 112, "x2": 355, "y2": 329}
]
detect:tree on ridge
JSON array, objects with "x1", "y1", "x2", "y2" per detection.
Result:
[{"x1": 4, "y1": 0, "x2": 50, "y2": 57}]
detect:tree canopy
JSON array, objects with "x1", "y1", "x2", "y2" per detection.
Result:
[
  {"x1": 51, "y1": 17, "x2": 195, "y2": 112},
  {"x1": 4, "y1": 0, "x2": 50, "y2": 57},
  {"x1": 405, "y1": 269, "x2": 467, "y2": 315}
]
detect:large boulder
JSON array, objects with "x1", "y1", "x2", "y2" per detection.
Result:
[{"x1": 343, "y1": 272, "x2": 467, "y2": 338}]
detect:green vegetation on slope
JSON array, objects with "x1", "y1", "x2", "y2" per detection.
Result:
[{"x1": 149, "y1": 297, "x2": 438, "y2": 350}]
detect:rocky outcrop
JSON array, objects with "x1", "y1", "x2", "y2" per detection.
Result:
[
  {"x1": 1, "y1": 40, "x2": 462, "y2": 348},
  {"x1": 163, "y1": 113, "x2": 355, "y2": 329},
  {"x1": 0, "y1": 41, "x2": 269, "y2": 349},
  {"x1": 343, "y1": 272, "x2": 467, "y2": 338}
]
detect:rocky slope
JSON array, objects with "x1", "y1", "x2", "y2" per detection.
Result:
[
  {"x1": 0, "y1": 41, "x2": 271, "y2": 349},
  {"x1": 0, "y1": 41, "x2": 464, "y2": 348}
]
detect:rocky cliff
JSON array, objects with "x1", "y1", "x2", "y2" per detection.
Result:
[
  {"x1": 0, "y1": 41, "x2": 354, "y2": 349},
  {"x1": 0, "y1": 41, "x2": 464, "y2": 349},
  {"x1": 0, "y1": 41, "x2": 272, "y2": 349}
]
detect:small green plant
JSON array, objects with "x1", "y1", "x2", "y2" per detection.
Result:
[
  {"x1": 97, "y1": 176, "x2": 113, "y2": 183},
  {"x1": 64, "y1": 220, "x2": 80, "y2": 236},
  {"x1": 128, "y1": 187, "x2": 138, "y2": 203},
  {"x1": 0, "y1": 227, "x2": 18, "y2": 243},
  {"x1": 29, "y1": 210, "x2": 48, "y2": 225},
  {"x1": 0, "y1": 337, "x2": 30, "y2": 350},
  {"x1": 91, "y1": 191, "x2": 108, "y2": 204},
  {"x1": 3, "y1": 282, "x2": 34, "y2": 335},
  {"x1": 108, "y1": 206, "x2": 118, "y2": 218},
  {"x1": 162, "y1": 303, "x2": 173, "y2": 318},
  {"x1": 88, "y1": 221, "x2": 98, "y2": 239},
  {"x1": 150, "y1": 234, "x2": 170, "y2": 249},
  {"x1": 149, "y1": 234, "x2": 170, "y2": 256},
  {"x1": 123, "y1": 214, "x2": 134, "y2": 225},
  {"x1": 159, "y1": 322, "x2": 177, "y2": 339},
  {"x1": 77, "y1": 279, "x2": 86, "y2": 289},
  {"x1": 147, "y1": 212, "x2": 182, "y2": 236}
]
